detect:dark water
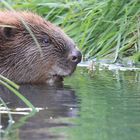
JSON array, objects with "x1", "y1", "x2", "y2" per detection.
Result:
[{"x1": 0, "y1": 68, "x2": 140, "y2": 140}]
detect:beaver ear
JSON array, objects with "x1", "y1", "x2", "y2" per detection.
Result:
[{"x1": 0, "y1": 27, "x2": 16, "y2": 39}]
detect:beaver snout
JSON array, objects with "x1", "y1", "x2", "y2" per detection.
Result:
[{"x1": 69, "y1": 49, "x2": 82, "y2": 64}]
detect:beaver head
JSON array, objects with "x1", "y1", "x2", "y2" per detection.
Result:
[{"x1": 0, "y1": 11, "x2": 82, "y2": 84}]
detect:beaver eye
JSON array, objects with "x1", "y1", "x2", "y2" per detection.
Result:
[{"x1": 43, "y1": 38, "x2": 49, "y2": 44}]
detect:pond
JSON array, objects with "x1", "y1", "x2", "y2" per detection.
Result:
[{"x1": 0, "y1": 67, "x2": 140, "y2": 140}]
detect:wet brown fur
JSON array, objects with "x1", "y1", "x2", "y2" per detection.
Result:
[{"x1": 0, "y1": 11, "x2": 81, "y2": 84}]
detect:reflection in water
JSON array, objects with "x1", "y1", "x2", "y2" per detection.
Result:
[
  {"x1": 1, "y1": 68, "x2": 140, "y2": 140},
  {"x1": 0, "y1": 84, "x2": 78, "y2": 140},
  {"x1": 66, "y1": 68, "x2": 140, "y2": 140}
]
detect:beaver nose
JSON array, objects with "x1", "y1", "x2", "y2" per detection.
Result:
[{"x1": 69, "y1": 50, "x2": 82, "y2": 64}]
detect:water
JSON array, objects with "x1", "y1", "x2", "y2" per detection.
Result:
[{"x1": 0, "y1": 67, "x2": 140, "y2": 140}]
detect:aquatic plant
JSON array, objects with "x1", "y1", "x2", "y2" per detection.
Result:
[{"x1": 0, "y1": 75, "x2": 36, "y2": 111}]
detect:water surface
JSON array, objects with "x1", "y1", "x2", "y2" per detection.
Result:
[{"x1": 0, "y1": 68, "x2": 140, "y2": 140}]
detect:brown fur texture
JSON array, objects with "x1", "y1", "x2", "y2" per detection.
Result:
[{"x1": 0, "y1": 11, "x2": 82, "y2": 84}]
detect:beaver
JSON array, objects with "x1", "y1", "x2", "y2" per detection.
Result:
[{"x1": 0, "y1": 11, "x2": 82, "y2": 84}]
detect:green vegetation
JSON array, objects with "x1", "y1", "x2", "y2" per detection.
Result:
[
  {"x1": 0, "y1": 75, "x2": 36, "y2": 111},
  {"x1": 1, "y1": 0, "x2": 140, "y2": 64},
  {"x1": 0, "y1": 75, "x2": 36, "y2": 138}
]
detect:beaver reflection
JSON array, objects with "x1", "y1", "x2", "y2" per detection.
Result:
[{"x1": 0, "y1": 84, "x2": 78, "y2": 140}]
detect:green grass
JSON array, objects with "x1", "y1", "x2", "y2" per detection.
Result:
[
  {"x1": 1, "y1": 0, "x2": 140, "y2": 64},
  {"x1": 0, "y1": 75, "x2": 36, "y2": 111},
  {"x1": 0, "y1": 75, "x2": 36, "y2": 138}
]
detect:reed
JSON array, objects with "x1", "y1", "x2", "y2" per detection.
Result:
[
  {"x1": 0, "y1": 75, "x2": 36, "y2": 111},
  {"x1": 1, "y1": 0, "x2": 140, "y2": 62},
  {"x1": 2, "y1": 0, "x2": 139, "y2": 63}
]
